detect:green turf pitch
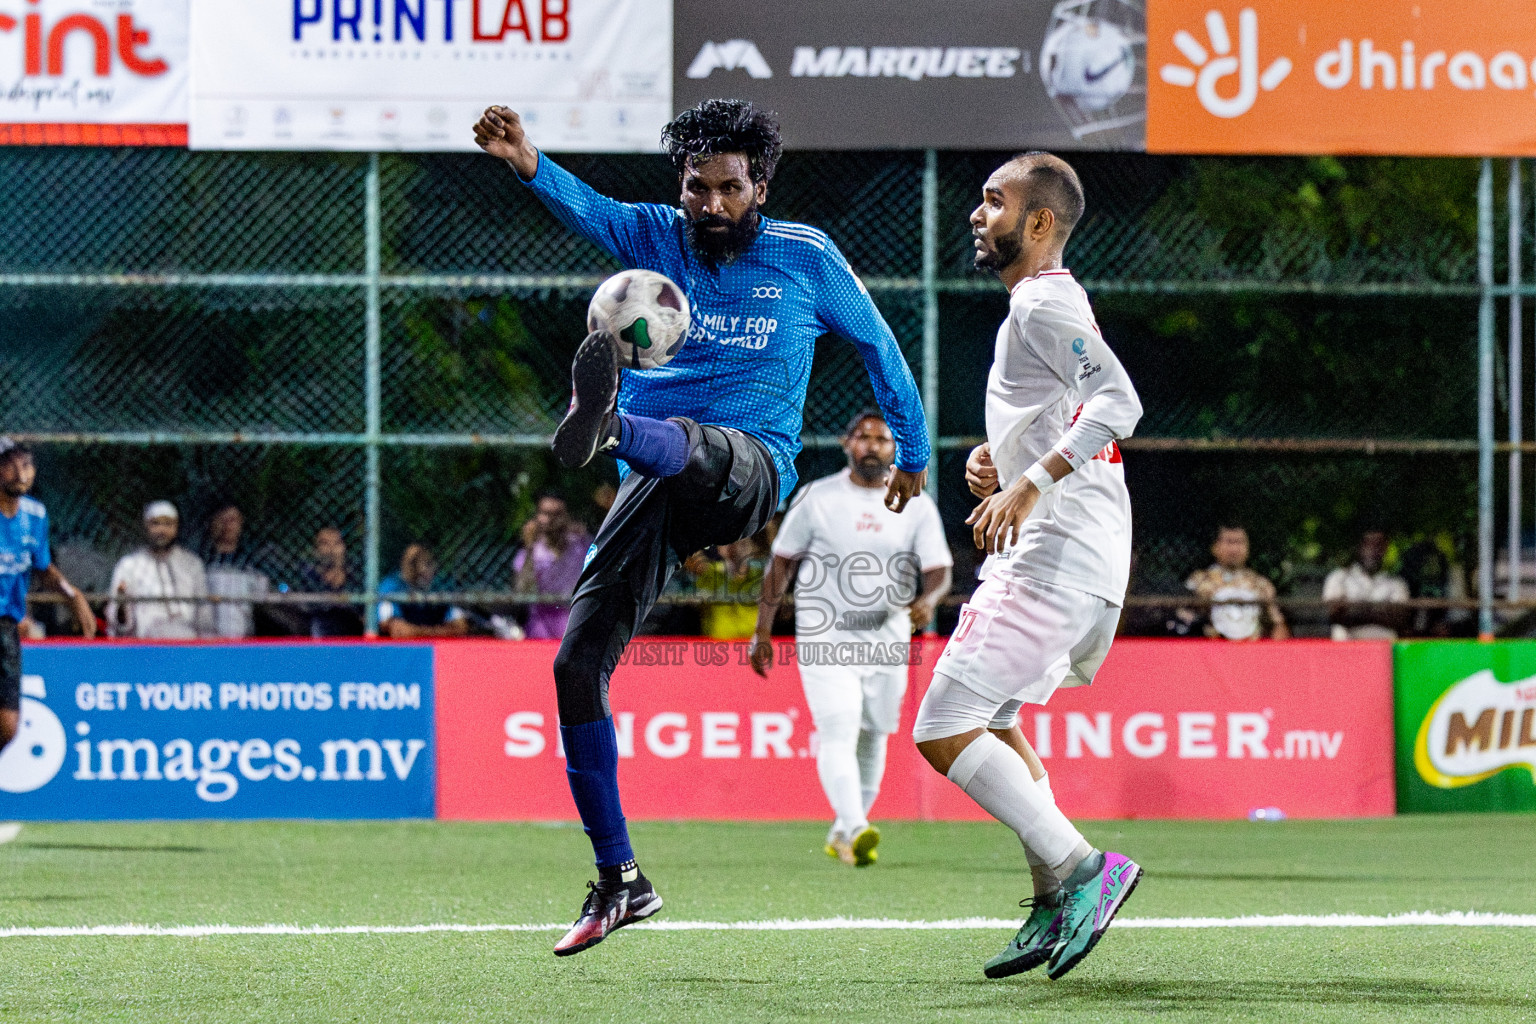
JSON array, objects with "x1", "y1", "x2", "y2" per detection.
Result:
[{"x1": 2, "y1": 816, "x2": 1534, "y2": 1023}]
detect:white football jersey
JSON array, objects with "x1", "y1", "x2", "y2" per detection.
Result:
[
  {"x1": 983, "y1": 269, "x2": 1142, "y2": 604},
  {"x1": 773, "y1": 468, "x2": 952, "y2": 646}
]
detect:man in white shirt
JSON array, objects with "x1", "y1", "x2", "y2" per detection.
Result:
[
  {"x1": 107, "y1": 501, "x2": 212, "y2": 639},
  {"x1": 911, "y1": 153, "x2": 1142, "y2": 982},
  {"x1": 1324, "y1": 529, "x2": 1410, "y2": 640},
  {"x1": 751, "y1": 410, "x2": 952, "y2": 867}
]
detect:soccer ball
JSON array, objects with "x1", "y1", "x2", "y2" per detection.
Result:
[
  {"x1": 586, "y1": 269, "x2": 691, "y2": 371},
  {"x1": 1041, "y1": 18, "x2": 1136, "y2": 112}
]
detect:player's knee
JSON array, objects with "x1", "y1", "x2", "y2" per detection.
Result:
[
  {"x1": 552, "y1": 646, "x2": 605, "y2": 725},
  {"x1": 0, "y1": 714, "x2": 16, "y2": 750}
]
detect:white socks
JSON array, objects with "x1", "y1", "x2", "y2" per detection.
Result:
[
  {"x1": 816, "y1": 724, "x2": 868, "y2": 838},
  {"x1": 857, "y1": 729, "x2": 888, "y2": 814},
  {"x1": 947, "y1": 734, "x2": 1087, "y2": 872}
]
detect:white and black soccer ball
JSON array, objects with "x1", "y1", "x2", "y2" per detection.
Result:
[
  {"x1": 586, "y1": 269, "x2": 691, "y2": 371},
  {"x1": 1042, "y1": 18, "x2": 1135, "y2": 112}
]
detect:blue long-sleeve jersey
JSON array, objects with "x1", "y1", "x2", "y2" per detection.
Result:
[{"x1": 523, "y1": 153, "x2": 930, "y2": 501}]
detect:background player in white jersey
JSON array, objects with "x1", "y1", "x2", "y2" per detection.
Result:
[
  {"x1": 911, "y1": 153, "x2": 1144, "y2": 981},
  {"x1": 751, "y1": 410, "x2": 951, "y2": 867}
]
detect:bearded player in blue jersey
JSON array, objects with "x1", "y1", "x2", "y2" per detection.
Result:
[{"x1": 474, "y1": 99, "x2": 931, "y2": 956}]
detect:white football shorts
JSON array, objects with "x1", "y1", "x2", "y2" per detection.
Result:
[
  {"x1": 797, "y1": 660, "x2": 907, "y2": 739},
  {"x1": 924, "y1": 572, "x2": 1118, "y2": 728}
]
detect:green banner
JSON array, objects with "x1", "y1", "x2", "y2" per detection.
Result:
[{"x1": 1394, "y1": 641, "x2": 1536, "y2": 813}]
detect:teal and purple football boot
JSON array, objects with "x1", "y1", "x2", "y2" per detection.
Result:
[{"x1": 1046, "y1": 851, "x2": 1142, "y2": 980}]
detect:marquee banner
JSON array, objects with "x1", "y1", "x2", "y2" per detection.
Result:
[{"x1": 188, "y1": 0, "x2": 670, "y2": 151}]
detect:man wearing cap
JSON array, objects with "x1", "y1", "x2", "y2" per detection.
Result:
[
  {"x1": 0, "y1": 439, "x2": 96, "y2": 783},
  {"x1": 106, "y1": 501, "x2": 212, "y2": 639}
]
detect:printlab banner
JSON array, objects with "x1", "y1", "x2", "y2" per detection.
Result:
[
  {"x1": 1394, "y1": 641, "x2": 1536, "y2": 813},
  {"x1": 0, "y1": 644, "x2": 435, "y2": 818},
  {"x1": 1147, "y1": 0, "x2": 1536, "y2": 155},
  {"x1": 674, "y1": 0, "x2": 1146, "y2": 151},
  {"x1": 0, "y1": 0, "x2": 187, "y2": 145},
  {"x1": 436, "y1": 637, "x2": 1395, "y2": 821},
  {"x1": 188, "y1": 0, "x2": 670, "y2": 151}
]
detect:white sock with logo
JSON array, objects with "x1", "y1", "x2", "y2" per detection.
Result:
[
  {"x1": 856, "y1": 729, "x2": 888, "y2": 815},
  {"x1": 946, "y1": 734, "x2": 1085, "y2": 871},
  {"x1": 816, "y1": 715, "x2": 868, "y2": 837}
]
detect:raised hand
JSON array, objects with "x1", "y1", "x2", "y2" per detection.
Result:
[{"x1": 473, "y1": 105, "x2": 539, "y2": 179}]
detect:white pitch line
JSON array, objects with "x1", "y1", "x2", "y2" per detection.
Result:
[{"x1": 1, "y1": 912, "x2": 1535, "y2": 939}]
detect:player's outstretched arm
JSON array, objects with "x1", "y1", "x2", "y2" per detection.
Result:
[
  {"x1": 473, "y1": 106, "x2": 540, "y2": 180},
  {"x1": 813, "y1": 246, "x2": 931, "y2": 506},
  {"x1": 37, "y1": 565, "x2": 95, "y2": 639},
  {"x1": 472, "y1": 105, "x2": 662, "y2": 267}
]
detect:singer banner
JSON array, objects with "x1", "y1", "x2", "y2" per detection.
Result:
[
  {"x1": 188, "y1": 0, "x2": 670, "y2": 151},
  {"x1": 435, "y1": 638, "x2": 1395, "y2": 822}
]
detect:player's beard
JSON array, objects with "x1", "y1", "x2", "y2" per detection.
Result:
[
  {"x1": 973, "y1": 215, "x2": 1027, "y2": 275},
  {"x1": 687, "y1": 205, "x2": 760, "y2": 269},
  {"x1": 851, "y1": 454, "x2": 890, "y2": 485}
]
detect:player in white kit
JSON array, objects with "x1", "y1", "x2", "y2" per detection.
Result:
[
  {"x1": 912, "y1": 153, "x2": 1143, "y2": 981},
  {"x1": 752, "y1": 410, "x2": 952, "y2": 866}
]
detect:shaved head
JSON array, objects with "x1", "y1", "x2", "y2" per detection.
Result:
[{"x1": 994, "y1": 151, "x2": 1085, "y2": 241}]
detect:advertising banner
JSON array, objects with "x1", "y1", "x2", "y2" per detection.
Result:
[
  {"x1": 673, "y1": 0, "x2": 1146, "y2": 151},
  {"x1": 1147, "y1": 1, "x2": 1536, "y2": 155},
  {"x1": 1394, "y1": 641, "x2": 1536, "y2": 813},
  {"x1": 188, "y1": 0, "x2": 670, "y2": 151},
  {"x1": 0, "y1": 643, "x2": 435, "y2": 819},
  {"x1": 436, "y1": 637, "x2": 1394, "y2": 821},
  {"x1": 0, "y1": 0, "x2": 186, "y2": 145}
]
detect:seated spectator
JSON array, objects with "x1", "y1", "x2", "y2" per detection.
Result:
[
  {"x1": 1183, "y1": 524, "x2": 1288, "y2": 641},
  {"x1": 1399, "y1": 535, "x2": 1471, "y2": 637},
  {"x1": 691, "y1": 533, "x2": 768, "y2": 640},
  {"x1": 1324, "y1": 529, "x2": 1410, "y2": 640},
  {"x1": 512, "y1": 492, "x2": 591, "y2": 639},
  {"x1": 203, "y1": 504, "x2": 270, "y2": 639},
  {"x1": 297, "y1": 527, "x2": 363, "y2": 638},
  {"x1": 378, "y1": 543, "x2": 467, "y2": 639},
  {"x1": 106, "y1": 501, "x2": 212, "y2": 639}
]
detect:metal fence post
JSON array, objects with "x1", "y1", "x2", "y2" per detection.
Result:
[
  {"x1": 1479, "y1": 157, "x2": 1496, "y2": 639},
  {"x1": 364, "y1": 153, "x2": 383, "y2": 635},
  {"x1": 922, "y1": 149, "x2": 940, "y2": 497},
  {"x1": 1510, "y1": 158, "x2": 1523, "y2": 603}
]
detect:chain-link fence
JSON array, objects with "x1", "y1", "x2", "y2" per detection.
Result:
[{"x1": 1, "y1": 146, "x2": 1517, "y2": 635}]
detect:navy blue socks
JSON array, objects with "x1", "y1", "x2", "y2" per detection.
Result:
[
  {"x1": 561, "y1": 718, "x2": 635, "y2": 869},
  {"x1": 614, "y1": 414, "x2": 688, "y2": 478}
]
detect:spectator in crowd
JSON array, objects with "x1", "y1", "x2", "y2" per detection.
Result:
[
  {"x1": 106, "y1": 501, "x2": 212, "y2": 639},
  {"x1": 378, "y1": 542, "x2": 467, "y2": 639},
  {"x1": 203, "y1": 504, "x2": 270, "y2": 639},
  {"x1": 512, "y1": 492, "x2": 591, "y2": 639},
  {"x1": 1399, "y1": 535, "x2": 1471, "y2": 637},
  {"x1": 297, "y1": 527, "x2": 363, "y2": 638},
  {"x1": 692, "y1": 533, "x2": 769, "y2": 640},
  {"x1": 1183, "y1": 524, "x2": 1289, "y2": 641},
  {"x1": 1324, "y1": 529, "x2": 1411, "y2": 640}
]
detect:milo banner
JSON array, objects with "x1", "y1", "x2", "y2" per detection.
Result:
[{"x1": 1394, "y1": 641, "x2": 1536, "y2": 813}]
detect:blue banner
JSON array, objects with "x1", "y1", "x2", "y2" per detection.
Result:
[{"x1": 0, "y1": 644, "x2": 435, "y2": 819}]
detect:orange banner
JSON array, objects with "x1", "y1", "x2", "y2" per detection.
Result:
[{"x1": 1147, "y1": 1, "x2": 1536, "y2": 155}]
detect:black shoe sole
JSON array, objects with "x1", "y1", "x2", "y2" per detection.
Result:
[
  {"x1": 1047, "y1": 869, "x2": 1142, "y2": 981},
  {"x1": 552, "y1": 332, "x2": 619, "y2": 469},
  {"x1": 983, "y1": 947, "x2": 1053, "y2": 980},
  {"x1": 551, "y1": 892, "x2": 663, "y2": 957}
]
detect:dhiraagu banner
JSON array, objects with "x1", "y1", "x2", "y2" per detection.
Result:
[{"x1": 1394, "y1": 641, "x2": 1536, "y2": 813}]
